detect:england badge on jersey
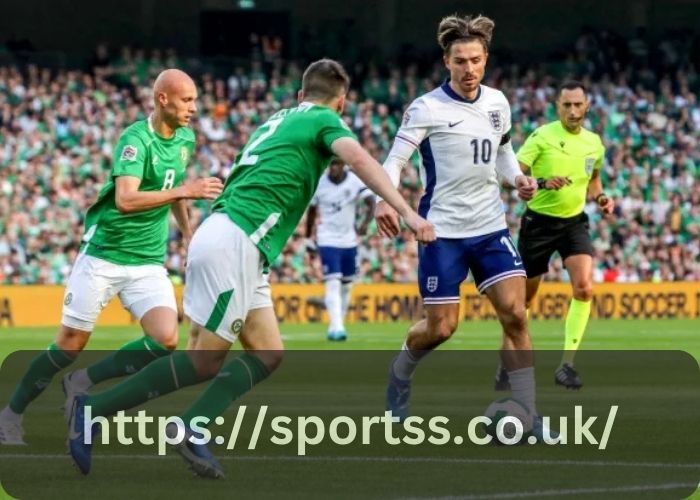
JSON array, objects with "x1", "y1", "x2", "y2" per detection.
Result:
[
  {"x1": 426, "y1": 276, "x2": 439, "y2": 292},
  {"x1": 488, "y1": 110, "x2": 503, "y2": 133},
  {"x1": 585, "y1": 158, "x2": 595, "y2": 176}
]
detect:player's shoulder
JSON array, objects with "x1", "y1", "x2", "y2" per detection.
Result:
[
  {"x1": 529, "y1": 121, "x2": 560, "y2": 139},
  {"x1": 478, "y1": 85, "x2": 509, "y2": 107},
  {"x1": 307, "y1": 103, "x2": 351, "y2": 130},
  {"x1": 119, "y1": 120, "x2": 149, "y2": 143},
  {"x1": 346, "y1": 170, "x2": 365, "y2": 187},
  {"x1": 175, "y1": 126, "x2": 196, "y2": 143},
  {"x1": 579, "y1": 126, "x2": 604, "y2": 147}
]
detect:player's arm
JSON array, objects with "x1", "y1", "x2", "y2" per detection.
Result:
[
  {"x1": 171, "y1": 199, "x2": 193, "y2": 244},
  {"x1": 496, "y1": 134, "x2": 537, "y2": 201},
  {"x1": 357, "y1": 191, "x2": 375, "y2": 236},
  {"x1": 114, "y1": 176, "x2": 223, "y2": 214},
  {"x1": 371, "y1": 100, "x2": 430, "y2": 237},
  {"x1": 330, "y1": 137, "x2": 434, "y2": 243},
  {"x1": 516, "y1": 128, "x2": 569, "y2": 191},
  {"x1": 305, "y1": 202, "x2": 318, "y2": 239},
  {"x1": 587, "y1": 168, "x2": 614, "y2": 214}
]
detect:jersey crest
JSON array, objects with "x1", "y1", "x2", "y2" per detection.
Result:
[
  {"x1": 585, "y1": 157, "x2": 595, "y2": 176},
  {"x1": 488, "y1": 110, "x2": 504, "y2": 133}
]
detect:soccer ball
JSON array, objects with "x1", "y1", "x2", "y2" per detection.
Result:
[{"x1": 484, "y1": 397, "x2": 534, "y2": 444}]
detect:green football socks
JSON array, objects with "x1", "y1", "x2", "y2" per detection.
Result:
[{"x1": 8, "y1": 343, "x2": 75, "y2": 414}]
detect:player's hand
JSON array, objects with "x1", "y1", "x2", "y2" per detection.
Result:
[
  {"x1": 184, "y1": 177, "x2": 224, "y2": 200},
  {"x1": 515, "y1": 175, "x2": 538, "y2": 201},
  {"x1": 403, "y1": 211, "x2": 436, "y2": 244},
  {"x1": 375, "y1": 200, "x2": 401, "y2": 238},
  {"x1": 597, "y1": 194, "x2": 615, "y2": 215},
  {"x1": 545, "y1": 176, "x2": 572, "y2": 191}
]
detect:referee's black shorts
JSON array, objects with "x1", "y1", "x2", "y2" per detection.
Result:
[{"x1": 517, "y1": 208, "x2": 594, "y2": 279}]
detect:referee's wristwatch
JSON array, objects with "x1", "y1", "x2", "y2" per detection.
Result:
[{"x1": 536, "y1": 177, "x2": 548, "y2": 190}]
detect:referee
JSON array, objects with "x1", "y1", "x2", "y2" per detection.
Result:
[{"x1": 496, "y1": 81, "x2": 614, "y2": 390}]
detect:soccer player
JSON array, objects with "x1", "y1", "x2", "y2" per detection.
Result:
[
  {"x1": 376, "y1": 15, "x2": 548, "y2": 431},
  {"x1": 495, "y1": 81, "x2": 614, "y2": 391},
  {"x1": 0, "y1": 69, "x2": 224, "y2": 445},
  {"x1": 68, "y1": 59, "x2": 435, "y2": 477},
  {"x1": 306, "y1": 158, "x2": 375, "y2": 341}
]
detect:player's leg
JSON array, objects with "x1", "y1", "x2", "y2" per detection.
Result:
[
  {"x1": 335, "y1": 246, "x2": 359, "y2": 340},
  {"x1": 494, "y1": 213, "x2": 554, "y2": 391},
  {"x1": 386, "y1": 238, "x2": 466, "y2": 421},
  {"x1": 67, "y1": 213, "x2": 251, "y2": 474},
  {"x1": 555, "y1": 215, "x2": 595, "y2": 389},
  {"x1": 65, "y1": 267, "x2": 179, "y2": 399},
  {"x1": 174, "y1": 261, "x2": 279, "y2": 478},
  {"x1": 319, "y1": 246, "x2": 344, "y2": 340},
  {"x1": 470, "y1": 230, "x2": 535, "y2": 410},
  {"x1": 0, "y1": 254, "x2": 115, "y2": 444}
]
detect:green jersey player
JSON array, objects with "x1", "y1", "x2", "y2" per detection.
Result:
[
  {"x1": 68, "y1": 59, "x2": 435, "y2": 477},
  {"x1": 0, "y1": 69, "x2": 223, "y2": 445}
]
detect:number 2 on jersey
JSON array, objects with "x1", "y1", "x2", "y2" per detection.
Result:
[{"x1": 239, "y1": 116, "x2": 284, "y2": 166}]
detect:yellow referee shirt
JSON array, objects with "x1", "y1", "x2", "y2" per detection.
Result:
[{"x1": 517, "y1": 121, "x2": 605, "y2": 218}]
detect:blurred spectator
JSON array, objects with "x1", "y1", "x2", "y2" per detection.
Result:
[{"x1": 0, "y1": 28, "x2": 698, "y2": 285}]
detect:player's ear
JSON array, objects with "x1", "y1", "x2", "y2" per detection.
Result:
[
  {"x1": 336, "y1": 94, "x2": 346, "y2": 114},
  {"x1": 297, "y1": 90, "x2": 304, "y2": 103}
]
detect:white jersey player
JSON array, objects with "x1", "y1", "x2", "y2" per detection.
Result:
[
  {"x1": 307, "y1": 159, "x2": 375, "y2": 340},
  {"x1": 375, "y1": 14, "x2": 556, "y2": 442}
]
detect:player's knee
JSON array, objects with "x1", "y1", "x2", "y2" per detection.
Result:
[
  {"x1": 499, "y1": 304, "x2": 528, "y2": 335},
  {"x1": 431, "y1": 318, "x2": 457, "y2": 343},
  {"x1": 190, "y1": 350, "x2": 228, "y2": 380},
  {"x1": 146, "y1": 327, "x2": 179, "y2": 351},
  {"x1": 573, "y1": 282, "x2": 593, "y2": 301},
  {"x1": 258, "y1": 350, "x2": 284, "y2": 373},
  {"x1": 56, "y1": 326, "x2": 90, "y2": 356}
]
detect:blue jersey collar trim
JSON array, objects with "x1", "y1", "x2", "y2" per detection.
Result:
[{"x1": 441, "y1": 79, "x2": 482, "y2": 104}]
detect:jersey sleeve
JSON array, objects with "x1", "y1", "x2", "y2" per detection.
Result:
[
  {"x1": 516, "y1": 129, "x2": 543, "y2": 168},
  {"x1": 395, "y1": 98, "x2": 432, "y2": 148},
  {"x1": 594, "y1": 137, "x2": 605, "y2": 170},
  {"x1": 317, "y1": 111, "x2": 357, "y2": 154},
  {"x1": 500, "y1": 92, "x2": 512, "y2": 137},
  {"x1": 112, "y1": 132, "x2": 147, "y2": 178},
  {"x1": 353, "y1": 175, "x2": 373, "y2": 199}
]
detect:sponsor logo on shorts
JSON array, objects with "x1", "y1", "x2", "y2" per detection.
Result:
[
  {"x1": 121, "y1": 145, "x2": 138, "y2": 161},
  {"x1": 64, "y1": 293, "x2": 73, "y2": 306},
  {"x1": 426, "y1": 276, "x2": 439, "y2": 293},
  {"x1": 231, "y1": 319, "x2": 244, "y2": 335}
]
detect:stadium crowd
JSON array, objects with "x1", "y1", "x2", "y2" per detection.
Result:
[{"x1": 0, "y1": 30, "x2": 698, "y2": 286}]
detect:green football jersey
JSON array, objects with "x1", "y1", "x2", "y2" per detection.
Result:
[
  {"x1": 213, "y1": 102, "x2": 356, "y2": 263},
  {"x1": 82, "y1": 118, "x2": 195, "y2": 265}
]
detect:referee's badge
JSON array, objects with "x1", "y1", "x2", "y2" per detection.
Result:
[
  {"x1": 585, "y1": 158, "x2": 595, "y2": 176},
  {"x1": 488, "y1": 110, "x2": 504, "y2": 132},
  {"x1": 426, "y1": 276, "x2": 439, "y2": 292}
]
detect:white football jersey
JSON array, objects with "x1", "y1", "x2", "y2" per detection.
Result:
[
  {"x1": 395, "y1": 82, "x2": 512, "y2": 238},
  {"x1": 311, "y1": 170, "x2": 372, "y2": 248}
]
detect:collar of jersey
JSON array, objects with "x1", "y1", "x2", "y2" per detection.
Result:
[
  {"x1": 147, "y1": 114, "x2": 176, "y2": 141},
  {"x1": 441, "y1": 79, "x2": 482, "y2": 104}
]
